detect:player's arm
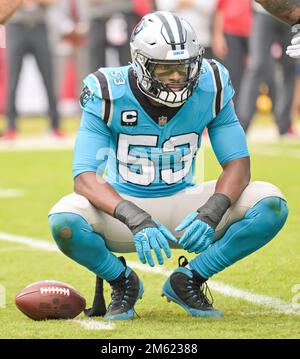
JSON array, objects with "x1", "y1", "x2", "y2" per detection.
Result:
[
  {"x1": 76, "y1": 170, "x2": 175, "y2": 266},
  {"x1": 255, "y1": 0, "x2": 300, "y2": 25},
  {"x1": 176, "y1": 101, "x2": 250, "y2": 254},
  {"x1": 208, "y1": 100, "x2": 250, "y2": 205},
  {"x1": 75, "y1": 173, "x2": 123, "y2": 216},
  {"x1": 255, "y1": 1, "x2": 300, "y2": 58},
  {"x1": 73, "y1": 111, "x2": 142, "y2": 217},
  {"x1": 215, "y1": 157, "x2": 250, "y2": 204},
  {"x1": 182, "y1": 105, "x2": 250, "y2": 230},
  {"x1": 73, "y1": 108, "x2": 176, "y2": 266},
  {"x1": 0, "y1": 0, "x2": 23, "y2": 24}
]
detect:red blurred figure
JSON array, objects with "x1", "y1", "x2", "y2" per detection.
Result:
[{"x1": 132, "y1": 0, "x2": 156, "y2": 17}]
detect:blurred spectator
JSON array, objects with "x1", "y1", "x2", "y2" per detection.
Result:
[
  {"x1": 87, "y1": 0, "x2": 139, "y2": 71},
  {"x1": 4, "y1": 0, "x2": 62, "y2": 140},
  {"x1": 238, "y1": 3, "x2": 297, "y2": 137},
  {"x1": 0, "y1": 0, "x2": 23, "y2": 24},
  {"x1": 212, "y1": 0, "x2": 252, "y2": 117},
  {"x1": 49, "y1": 0, "x2": 89, "y2": 115}
]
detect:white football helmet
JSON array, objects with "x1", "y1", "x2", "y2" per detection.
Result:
[{"x1": 130, "y1": 11, "x2": 204, "y2": 107}]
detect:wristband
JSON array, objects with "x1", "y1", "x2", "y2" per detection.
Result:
[
  {"x1": 113, "y1": 200, "x2": 156, "y2": 234},
  {"x1": 197, "y1": 193, "x2": 231, "y2": 229}
]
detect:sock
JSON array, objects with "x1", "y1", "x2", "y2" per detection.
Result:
[
  {"x1": 49, "y1": 213, "x2": 125, "y2": 281},
  {"x1": 189, "y1": 197, "x2": 288, "y2": 279}
]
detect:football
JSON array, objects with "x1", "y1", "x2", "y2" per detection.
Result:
[{"x1": 15, "y1": 280, "x2": 86, "y2": 320}]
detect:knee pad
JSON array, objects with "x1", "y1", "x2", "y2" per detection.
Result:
[
  {"x1": 245, "y1": 196, "x2": 288, "y2": 238},
  {"x1": 49, "y1": 213, "x2": 84, "y2": 256}
]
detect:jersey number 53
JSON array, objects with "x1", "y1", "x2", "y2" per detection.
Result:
[{"x1": 117, "y1": 133, "x2": 199, "y2": 186}]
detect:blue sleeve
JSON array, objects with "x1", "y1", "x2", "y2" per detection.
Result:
[
  {"x1": 218, "y1": 62, "x2": 235, "y2": 113},
  {"x1": 207, "y1": 101, "x2": 249, "y2": 164},
  {"x1": 72, "y1": 110, "x2": 111, "y2": 179}
]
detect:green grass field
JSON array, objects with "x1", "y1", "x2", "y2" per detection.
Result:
[{"x1": 0, "y1": 118, "x2": 300, "y2": 338}]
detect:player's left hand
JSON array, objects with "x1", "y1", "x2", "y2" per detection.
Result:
[
  {"x1": 286, "y1": 25, "x2": 300, "y2": 58},
  {"x1": 175, "y1": 212, "x2": 215, "y2": 254}
]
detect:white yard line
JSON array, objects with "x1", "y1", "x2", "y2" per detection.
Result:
[
  {"x1": 0, "y1": 232, "x2": 58, "y2": 251},
  {"x1": 72, "y1": 319, "x2": 115, "y2": 331},
  {"x1": 127, "y1": 262, "x2": 300, "y2": 316},
  {"x1": 0, "y1": 189, "x2": 26, "y2": 198},
  {"x1": 1, "y1": 232, "x2": 300, "y2": 317}
]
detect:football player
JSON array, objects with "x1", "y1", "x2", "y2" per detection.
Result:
[
  {"x1": 49, "y1": 11, "x2": 288, "y2": 320},
  {"x1": 255, "y1": 0, "x2": 300, "y2": 58},
  {"x1": 0, "y1": 0, "x2": 22, "y2": 24}
]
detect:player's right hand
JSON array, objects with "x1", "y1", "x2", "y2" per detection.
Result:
[
  {"x1": 133, "y1": 222, "x2": 177, "y2": 267},
  {"x1": 113, "y1": 200, "x2": 177, "y2": 267}
]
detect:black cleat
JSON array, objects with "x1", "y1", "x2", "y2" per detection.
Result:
[
  {"x1": 104, "y1": 265, "x2": 144, "y2": 321},
  {"x1": 162, "y1": 256, "x2": 223, "y2": 317}
]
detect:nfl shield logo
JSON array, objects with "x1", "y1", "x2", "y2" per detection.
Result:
[{"x1": 158, "y1": 116, "x2": 168, "y2": 126}]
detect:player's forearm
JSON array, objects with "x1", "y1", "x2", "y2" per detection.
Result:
[
  {"x1": 255, "y1": 0, "x2": 300, "y2": 25},
  {"x1": 215, "y1": 157, "x2": 251, "y2": 204},
  {"x1": 0, "y1": 0, "x2": 23, "y2": 24},
  {"x1": 74, "y1": 172, "x2": 124, "y2": 216},
  {"x1": 74, "y1": 172, "x2": 159, "y2": 235}
]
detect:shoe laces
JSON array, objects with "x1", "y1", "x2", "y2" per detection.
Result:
[
  {"x1": 108, "y1": 273, "x2": 141, "y2": 319},
  {"x1": 109, "y1": 276, "x2": 131, "y2": 310},
  {"x1": 179, "y1": 256, "x2": 214, "y2": 307}
]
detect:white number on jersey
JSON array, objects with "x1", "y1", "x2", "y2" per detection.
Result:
[{"x1": 117, "y1": 133, "x2": 199, "y2": 186}]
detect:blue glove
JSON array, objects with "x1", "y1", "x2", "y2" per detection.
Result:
[
  {"x1": 113, "y1": 200, "x2": 177, "y2": 267},
  {"x1": 134, "y1": 221, "x2": 177, "y2": 267},
  {"x1": 176, "y1": 212, "x2": 215, "y2": 254}
]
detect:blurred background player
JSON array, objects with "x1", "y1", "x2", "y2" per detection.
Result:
[
  {"x1": 4, "y1": 0, "x2": 62, "y2": 140},
  {"x1": 238, "y1": 2, "x2": 297, "y2": 138},
  {"x1": 212, "y1": 0, "x2": 252, "y2": 120},
  {"x1": 48, "y1": 0, "x2": 89, "y2": 116},
  {"x1": 0, "y1": 1, "x2": 299, "y2": 143},
  {"x1": 49, "y1": 11, "x2": 288, "y2": 321},
  {"x1": 87, "y1": 0, "x2": 139, "y2": 72}
]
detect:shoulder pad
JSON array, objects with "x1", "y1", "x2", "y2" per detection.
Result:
[
  {"x1": 80, "y1": 66, "x2": 129, "y2": 124},
  {"x1": 200, "y1": 59, "x2": 234, "y2": 117},
  {"x1": 83, "y1": 67, "x2": 128, "y2": 101}
]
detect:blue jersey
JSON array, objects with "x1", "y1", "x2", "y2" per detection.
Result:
[{"x1": 73, "y1": 59, "x2": 249, "y2": 198}]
